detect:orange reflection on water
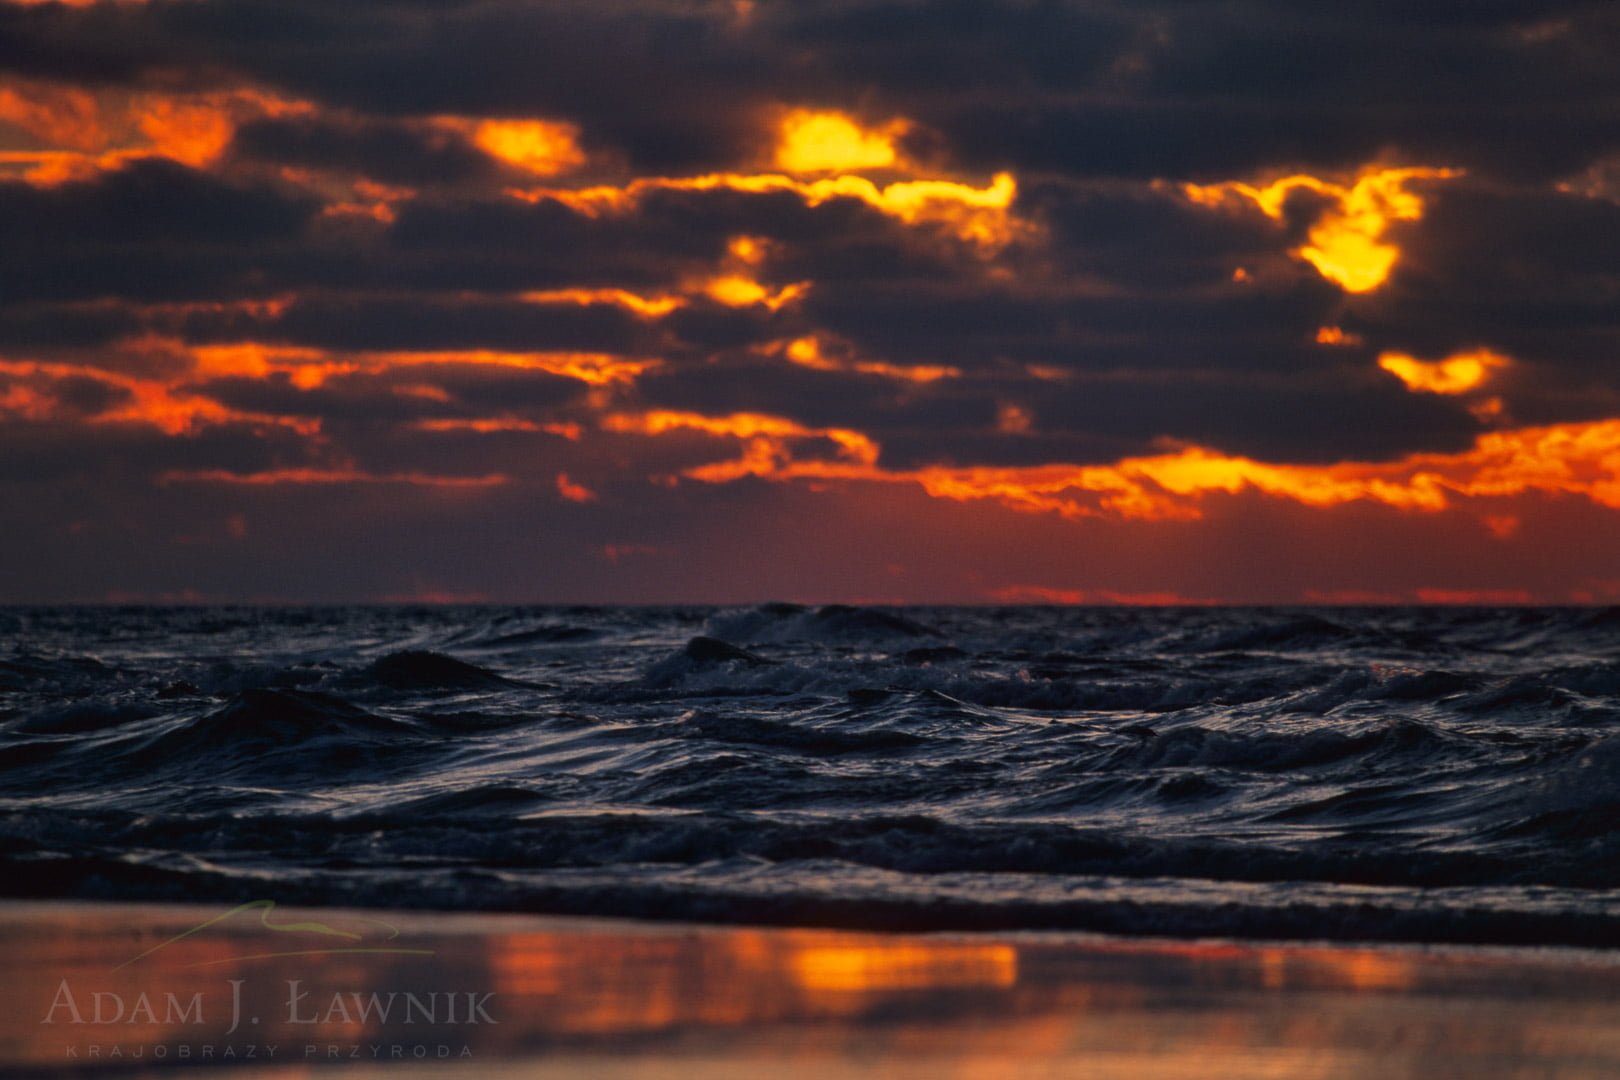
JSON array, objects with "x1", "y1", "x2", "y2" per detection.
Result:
[
  {"x1": 4, "y1": 904, "x2": 1620, "y2": 1077},
  {"x1": 792, "y1": 943, "x2": 1016, "y2": 993},
  {"x1": 1252, "y1": 943, "x2": 1417, "y2": 992}
]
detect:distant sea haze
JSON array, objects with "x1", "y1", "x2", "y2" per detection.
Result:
[{"x1": 4, "y1": 604, "x2": 1620, "y2": 948}]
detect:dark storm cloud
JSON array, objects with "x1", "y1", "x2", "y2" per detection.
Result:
[
  {"x1": 633, "y1": 347, "x2": 1481, "y2": 466},
  {"x1": 425, "y1": 365, "x2": 594, "y2": 415},
  {"x1": 192, "y1": 366, "x2": 588, "y2": 424},
  {"x1": 2, "y1": 0, "x2": 1617, "y2": 182},
  {"x1": 264, "y1": 296, "x2": 660, "y2": 355},
  {"x1": 0, "y1": 304, "x2": 140, "y2": 351},
  {"x1": 0, "y1": 158, "x2": 313, "y2": 246},
  {"x1": 874, "y1": 427, "x2": 1145, "y2": 470},
  {"x1": 0, "y1": 417, "x2": 304, "y2": 483},
  {"x1": 921, "y1": 4, "x2": 1620, "y2": 183},
  {"x1": 386, "y1": 196, "x2": 728, "y2": 285},
  {"x1": 799, "y1": 283, "x2": 1342, "y2": 374},
  {"x1": 637, "y1": 359, "x2": 994, "y2": 433},
  {"x1": 1026, "y1": 376, "x2": 1484, "y2": 464},
  {"x1": 1142, "y1": 2, "x2": 1617, "y2": 108},
  {"x1": 762, "y1": 0, "x2": 1135, "y2": 100},
  {"x1": 660, "y1": 304, "x2": 792, "y2": 353},
  {"x1": 0, "y1": 0, "x2": 187, "y2": 86},
  {"x1": 1323, "y1": 178, "x2": 1620, "y2": 431},
  {"x1": 186, "y1": 373, "x2": 442, "y2": 425},
  {"x1": 230, "y1": 116, "x2": 497, "y2": 187},
  {"x1": 0, "y1": 160, "x2": 318, "y2": 304},
  {"x1": 0, "y1": 0, "x2": 778, "y2": 171}
]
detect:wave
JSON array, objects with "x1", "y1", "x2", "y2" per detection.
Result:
[
  {"x1": 705, "y1": 603, "x2": 941, "y2": 644},
  {"x1": 362, "y1": 650, "x2": 517, "y2": 691},
  {"x1": 5, "y1": 604, "x2": 1620, "y2": 949}
]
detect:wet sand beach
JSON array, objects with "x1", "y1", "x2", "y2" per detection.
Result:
[{"x1": 2, "y1": 900, "x2": 1618, "y2": 1078}]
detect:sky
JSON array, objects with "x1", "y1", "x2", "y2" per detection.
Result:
[{"x1": 2, "y1": 0, "x2": 1620, "y2": 604}]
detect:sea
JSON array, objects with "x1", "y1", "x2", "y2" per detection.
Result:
[{"x1": 3, "y1": 604, "x2": 1619, "y2": 949}]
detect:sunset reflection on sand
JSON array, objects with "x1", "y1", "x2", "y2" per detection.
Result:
[{"x1": 2, "y1": 902, "x2": 1619, "y2": 1078}]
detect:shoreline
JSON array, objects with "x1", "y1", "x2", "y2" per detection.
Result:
[{"x1": 3, "y1": 899, "x2": 1619, "y2": 1077}]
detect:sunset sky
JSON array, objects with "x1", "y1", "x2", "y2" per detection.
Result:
[{"x1": 3, "y1": 0, "x2": 1620, "y2": 603}]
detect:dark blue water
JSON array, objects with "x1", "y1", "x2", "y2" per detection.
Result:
[{"x1": 4, "y1": 605, "x2": 1620, "y2": 947}]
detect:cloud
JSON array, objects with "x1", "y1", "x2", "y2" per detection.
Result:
[{"x1": 3, "y1": 0, "x2": 1620, "y2": 600}]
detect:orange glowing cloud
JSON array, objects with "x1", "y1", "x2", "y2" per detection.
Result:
[
  {"x1": 775, "y1": 109, "x2": 906, "y2": 174},
  {"x1": 688, "y1": 234, "x2": 810, "y2": 309},
  {"x1": 0, "y1": 79, "x2": 313, "y2": 185},
  {"x1": 603, "y1": 409, "x2": 880, "y2": 485},
  {"x1": 701, "y1": 274, "x2": 808, "y2": 310},
  {"x1": 1377, "y1": 348, "x2": 1509, "y2": 395},
  {"x1": 555, "y1": 472, "x2": 598, "y2": 503},
  {"x1": 1184, "y1": 166, "x2": 1460, "y2": 292},
  {"x1": 0, "y1": 381, "x2": 56, "y2": 421},
  {"x1": 518, "y1": 288, "x2": 685, "y2": 318},
  {"x1": 462, "y1": 118, "x2": 585, "y2": 176},
  {"x1": 185, "y1": 341, "x2": 331, "y2": 381},
  {"x1": 133, "y1": 97, "x2": 234, "y2": 168},
  {"x1": 362, "y1": 349, "x2": 656, "y2": 386},
  {"x1": 0, "y1": 357, "x2": 318, "y2": 436},
  {"x1": 413, "y1": 418, "x2": 581, "y2": 439},
  {"x1": 0, "y1": 80, "x2": 104, "y2": 149},
  {"x1": 317, "y1": 178, "x2": 417, "y2": 225},
  {"x1": 997, "y1": 403, "x2": 1033, "y2": 433},
  {"x1": 779, "y1": 336, "x2": 959, "y2": 384},
  {"x1": 1315, "y1": 326, "x2": 1363, "y2": 346},
  {"x1": 179, "y1": 341, "x2": 657, "y2": 389},
  {"x1": 522, "y1": 238, "x2": 810, "y2": 316},
  {"x1": 508, "y1": 170, "x2": 1021, "y2": 250},
  {"x1": 607, "y1": 405, "x2": 1620, "y2": 523},
  {"x1": 728, "y1": 235, "x2": 765, "y2": 264},
  {"x1": 0, "y1": 336, "x2": 658, "y2": 447}
]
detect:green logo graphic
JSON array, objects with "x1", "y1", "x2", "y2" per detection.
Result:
[{"x1": 116, "y1": 900, "x2": 436, "y2": 971}]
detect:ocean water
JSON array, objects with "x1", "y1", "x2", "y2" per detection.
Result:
[{"x1": 3, "y1": 604, "x2": 1619, "y2": 948}]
